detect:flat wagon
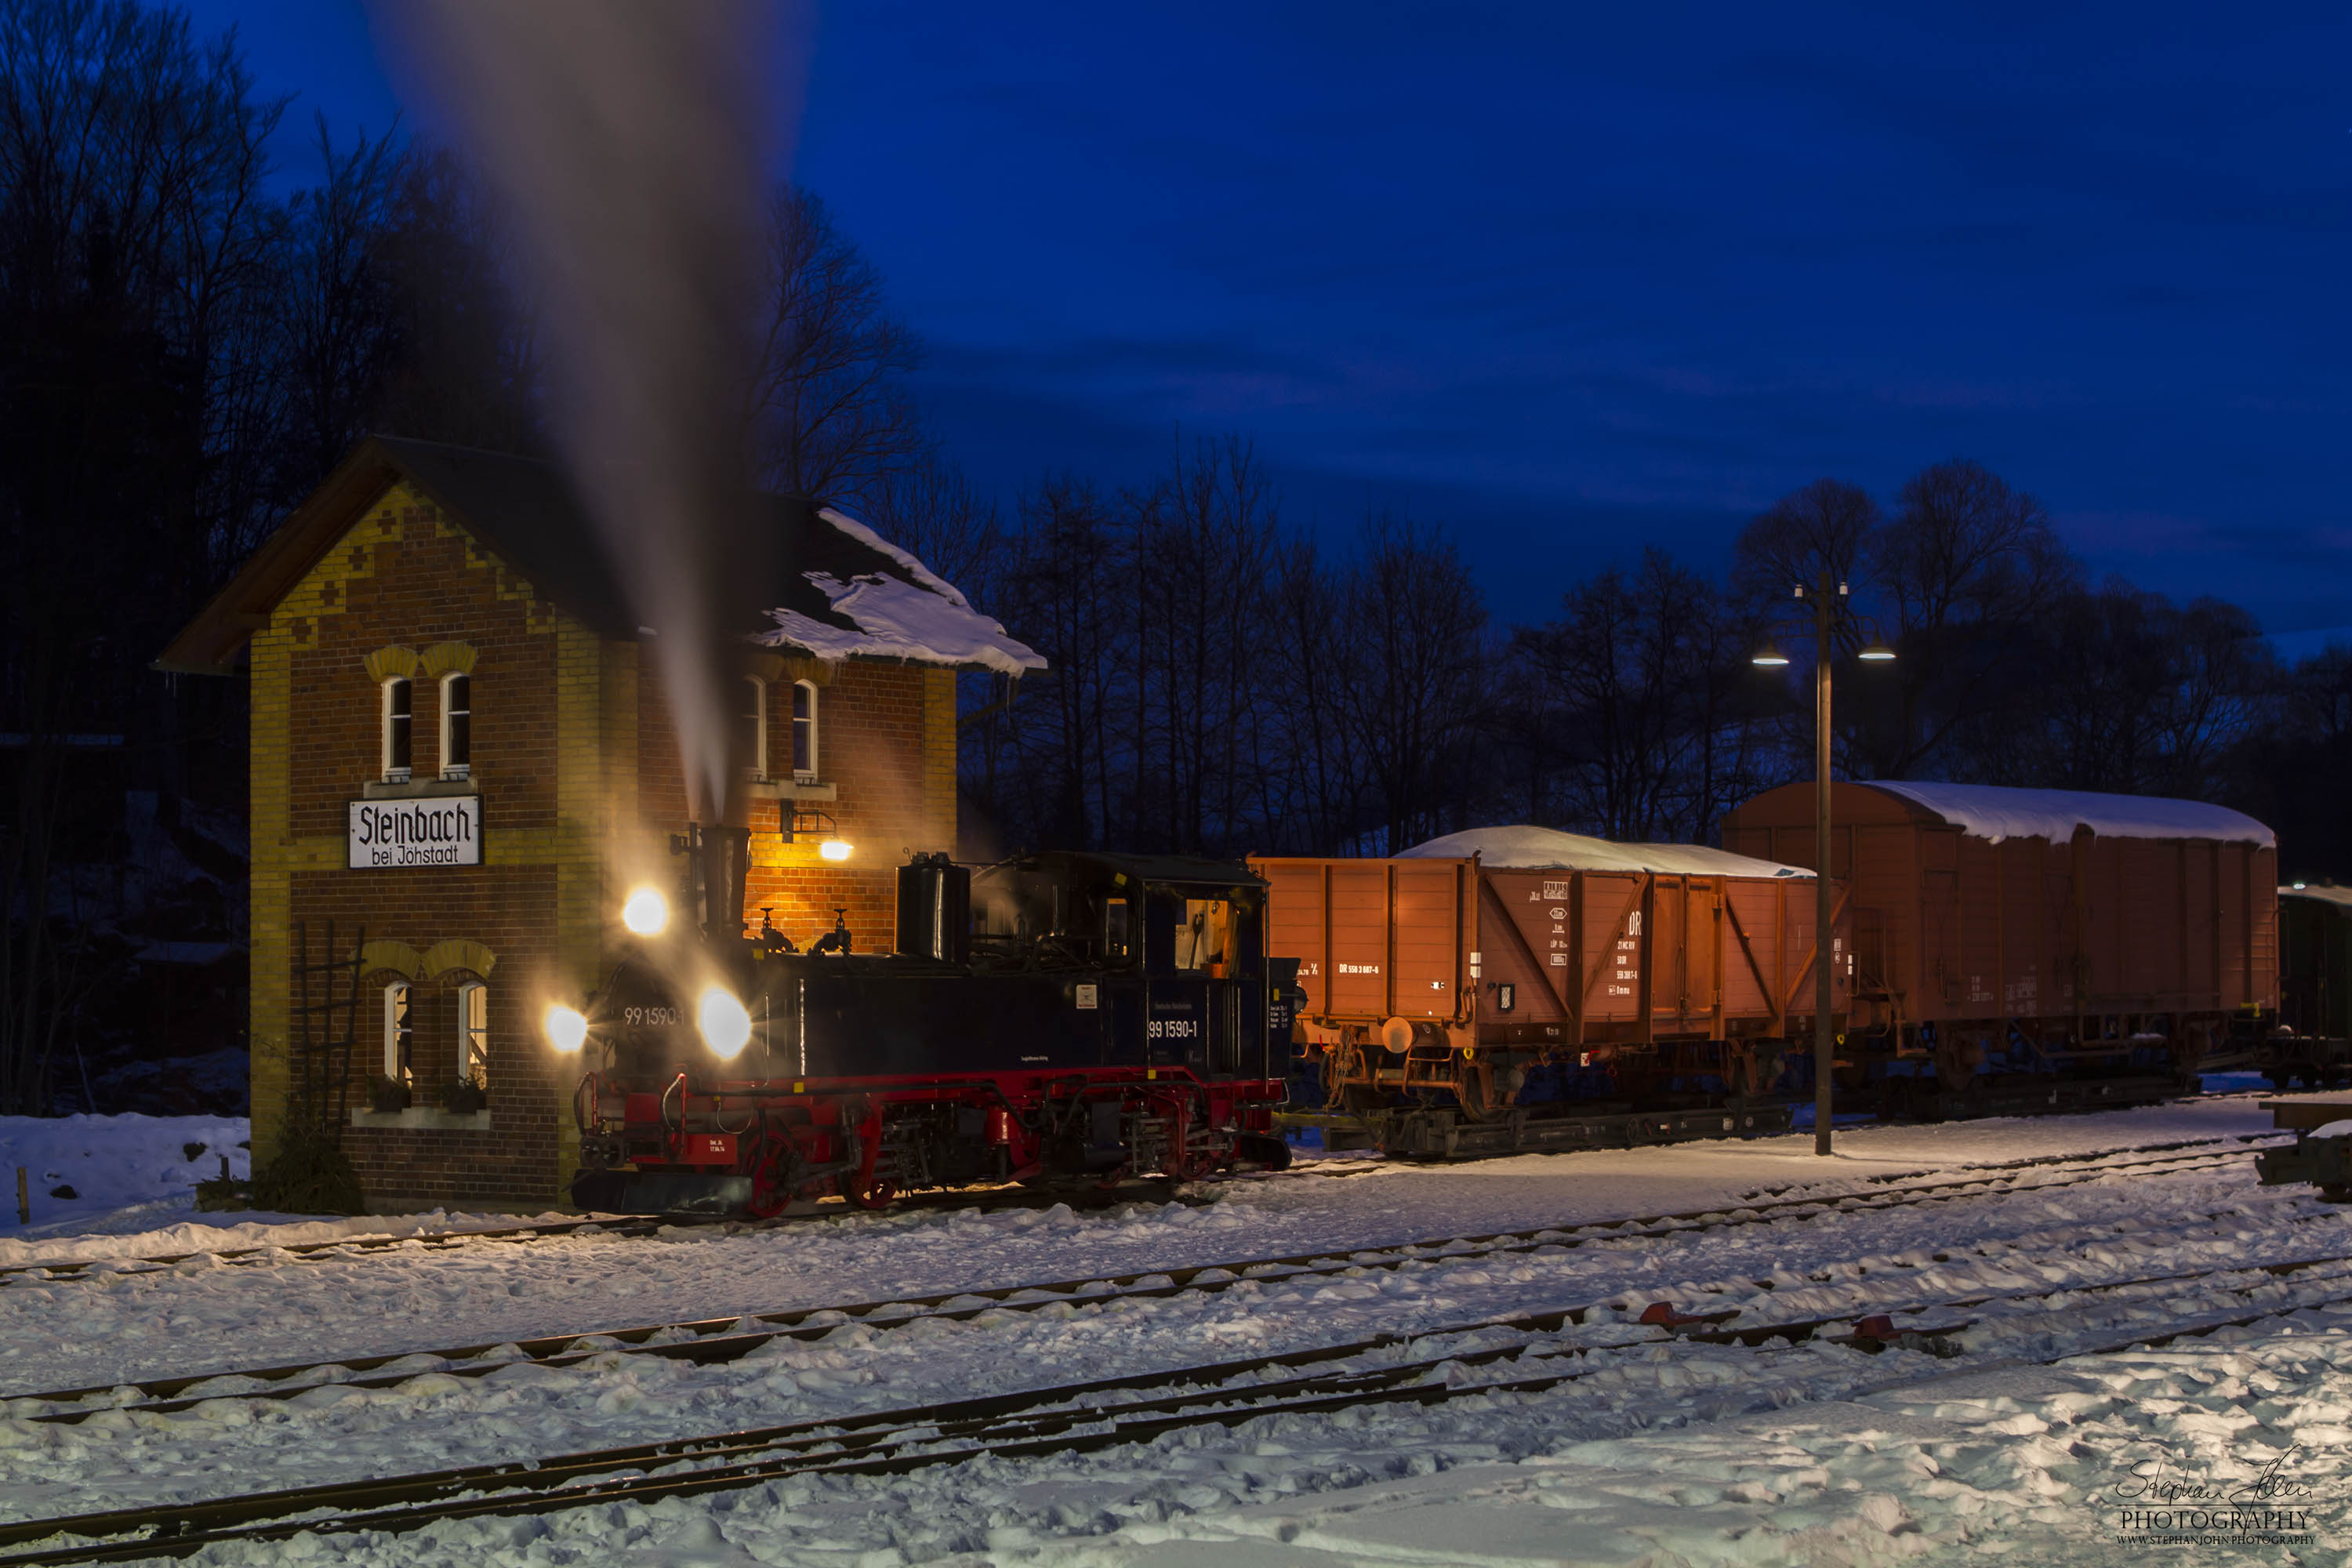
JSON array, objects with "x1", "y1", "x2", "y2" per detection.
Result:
[
  {"x1": 1721, "y1": 781, "x2": 2276, "y2": 1113},
  {"x1": 1252, "y1": 828, "x2": 1849, "y2": 1153}
]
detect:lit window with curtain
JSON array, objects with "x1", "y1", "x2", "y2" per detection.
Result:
[
  {"x1": 441, "y1": 673, "x2": 470, "y2": 779},
  {"x1": 741, "y1": 677, "x2": 767, "y2": 779},
  {"x1": 382, "y1": 677, "x2": 412, "y2": 782},
  {"x1": 457, "y1": 982, "x2": 488, "y2": 1082},
  {"x1": 793, "y1": 680, "x2": 818, "y2": 782},
  {"x1": 383, "y1": 982, "x2": 412, "y2": 1080}
]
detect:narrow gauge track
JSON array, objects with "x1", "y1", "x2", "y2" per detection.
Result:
[
  {"x1": 5, "y1": 1248, "x2": 2349, "y2": 1565},
  {"x1": 0, "y1": 1127, "x2": 2278, "y2": 1288},
  {"x1": 5, "y1": 1138, "x2": 2296, "y2": 1425},
  {"x1": 0, "y1": 1162, "x2": 1385, "y2": 1287}
]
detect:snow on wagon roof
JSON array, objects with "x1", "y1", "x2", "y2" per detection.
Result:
[
  {"x1": 1400, "y1": 826, "x2": 1815, "y2": 878},
  {"x1": 1860, "y1": 782, "x2": 2275, "y2": 848}
]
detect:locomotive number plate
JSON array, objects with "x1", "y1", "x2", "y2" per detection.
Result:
[
  {"x1": 623, "y1": 1007, "x2": 684, "y2": 1027},
  {"x1": 1148, "y1": 1018, "x2": 1198, "y2": 1040}
]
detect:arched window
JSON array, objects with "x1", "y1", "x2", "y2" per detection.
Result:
[
  {"x1": 381, "y1": 677, "x2": 412, "y2": 782},
  {"x1": 793, "y1": 680, "x2": 818, "y2": 782},
  {"x1": 440, "y1": 673, "x2": 471, "y2": 781},
  {"x1": 383, "y1": 981, "x2": 412, "y2": 1080},
  {"x1": 740, "y1": 676, "x2": 768, "y2": 779},
  {"x1": 457, "y1": 981, "x2": 488, "y2": 1083}
]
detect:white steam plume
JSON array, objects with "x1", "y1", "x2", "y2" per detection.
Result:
[{"x1": 383, "y1": 0, "x2": 807, "y2": 822}]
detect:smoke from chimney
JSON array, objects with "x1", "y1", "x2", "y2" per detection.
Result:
[{"x1": 383, "y1": 0, "x2": 808, "y2": 822}]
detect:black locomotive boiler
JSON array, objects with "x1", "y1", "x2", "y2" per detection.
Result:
[{"x1": 561, "y1": 830, "x2": 1293, "y2": 1215}]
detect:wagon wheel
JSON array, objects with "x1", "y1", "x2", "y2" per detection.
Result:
[
  {"x1": 1452, "y1": 1057, "x2": 1501, "y2": 1123},
  {"x1": 2169, "y1": 1023, "x2": 2209, "y2": 1080},
  {"x1": 1933, "y1": 1036, "x2": 1977, "y2": 1094}
]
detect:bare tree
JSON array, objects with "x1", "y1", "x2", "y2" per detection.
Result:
[
  {"x1": 744, "y1": 186, "x2": 922, "y2": 507},
  {"x1": 0, "y1": 0, "x2": 288, "y2": 1111},
  {"x1": 1864, "y1": 458, "x2": 2081, "y2": 779},
  {"x1": 1341, "y1": 512, "x2": 1486, "y2": 853}
]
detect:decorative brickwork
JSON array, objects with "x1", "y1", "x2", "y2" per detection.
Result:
[{"x1": 243, "y1": 477, "x2": 960, "y2": 1213}]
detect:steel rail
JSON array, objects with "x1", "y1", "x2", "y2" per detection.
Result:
[
  {"x1": 5, "y1": 1248, "x2": 2351, "y2": 1564},
  {"x1": 3, "y1": 1140, "x2": 2284, "y2": 1422}
]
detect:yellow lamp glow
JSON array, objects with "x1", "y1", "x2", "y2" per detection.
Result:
[
  {"x1": 621, "y1": 887, "x2": 669, "y2": 936},
  {"x1": 818, "y1": 838, "x2": 853, "y2": 862},
  {"x1": 698, "y1": 985, "x2": 753, "y2": 1060},
  {"x1": 544, "y1": 1004, "x2": 589, "y2": 1053}
]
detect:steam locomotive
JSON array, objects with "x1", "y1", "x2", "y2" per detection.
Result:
[{"x1": 560, "y1": 828, "x2": 1293, "y2": 1215}]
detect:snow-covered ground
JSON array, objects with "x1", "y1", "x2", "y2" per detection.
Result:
[
  {"x1": 0, "y1": 1094, "x2": 2346, "y2": 1563},
  {"x1": 0, "y1": 1113, "x2": 249, "y2": 1241}
]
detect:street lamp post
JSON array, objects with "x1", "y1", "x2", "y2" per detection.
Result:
[{"x1": 1753, "y1": 575, "x2": 1893, "y2": 1156}]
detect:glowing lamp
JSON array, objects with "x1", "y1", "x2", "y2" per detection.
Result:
[
  {"x1": 1858, "y1": 637, "x2": 1897, "y2": 662},
  {"x1": 818, "y1": 837, "x2": 853, "y2": 862},
  {"x1": 622, "y1": 887, "x2": 669, "y2": 936},
  {"x1": 1750, "y1": 641, "x2": 1791, "y2": 668},
  {"x1": 544, "y1": 1004, "x2": 589, "y2": 1053},
  {"x1": 698, "y1": 985, "x2": 753, "y2": 1060}
]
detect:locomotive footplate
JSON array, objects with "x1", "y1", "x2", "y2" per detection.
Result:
[{"x1": 1377, "y1": 1102, "x2": 1794, "y2": 1160}]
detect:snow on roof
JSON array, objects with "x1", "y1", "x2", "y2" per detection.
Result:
[
  {"x1": 2282, "y1": 884, "x2": 2352, "y2": 910},
  {"x1": 1861, "y1": 781, "x2": 2274, "y2": 848},
  {"x1": 1400, "y1": 825, "x2": 1816, "y2": 878},
  {"x1": 751, "y1": 507, "x2": 1045, "y2": 677}
]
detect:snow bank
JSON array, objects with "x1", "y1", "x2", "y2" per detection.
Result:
[
  {"x1": 1864, "y1": 780, "x2": 2276, "y2": 847},
  {"x1": 0, "y1": 1113, "x2": 246, "y2": 1240},
  {"x1": 1403, "y1": 825, "x2": 1815, "y2": 878}
]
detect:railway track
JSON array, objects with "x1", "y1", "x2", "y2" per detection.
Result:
[
  {"x1": 5, "y1": 1135, "x2": 2299, "y2": 1425},
  {"x1": 5, "y1": 1246, "x2": 2347, "y2": 1564},
  {"x1": 0, "y1": 1160, "x2": 1385, "y2": 1288}
]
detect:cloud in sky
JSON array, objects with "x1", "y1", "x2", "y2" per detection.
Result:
[{"x1": 186, "y1": 1, "x2": 2352, "y2": 631}]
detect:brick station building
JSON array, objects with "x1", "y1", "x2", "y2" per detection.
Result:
[{"x1": 161, "y1": 437, "x2": 1040, "y2": 1211}]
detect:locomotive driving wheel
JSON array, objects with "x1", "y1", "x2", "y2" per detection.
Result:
[
  {"x1": 746, "y1": 1140, "x2": 797, "y2": 1219},
  {"x1": 846, "y1": 1176, "x2": 898, "y2": 1210}
]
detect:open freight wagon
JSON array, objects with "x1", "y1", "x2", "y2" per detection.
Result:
[
  {"x1": 1721, "y1": 781, "x2": 2277, "y2": 1116},
  {"x1": 1251, "y1": 828, "x2": 1849, "y2": 1156}
]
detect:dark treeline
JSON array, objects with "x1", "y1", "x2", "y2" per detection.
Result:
[
  {"x1": 0, "y1": 0, "x2": 2339, "y2": 1111},
  {"x1": 0, "y1": 0, "x2": 931, "y2": 1112},
  {"x1": 954, "y1": 456, "x2": 2338, "y2": 886}
]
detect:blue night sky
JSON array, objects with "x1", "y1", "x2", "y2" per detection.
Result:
[{"x1": 187, "y1": 2, "x2": 2352, "y2": 636}]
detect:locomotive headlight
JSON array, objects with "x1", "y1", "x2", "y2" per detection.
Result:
[
  {"x1": 544, "y1": 1004, "x2": 589, "y2": 1053},
  {"x1": 698, "y1": 985, "x2": 753, "y2": 1060},
  {"x1": 621, "y1": 887, "x2": 669, "y2": 936}
]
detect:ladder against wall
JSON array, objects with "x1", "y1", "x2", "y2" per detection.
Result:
[{"x1": 291, "y1": 920, "x2": 365, "y2": 1134}]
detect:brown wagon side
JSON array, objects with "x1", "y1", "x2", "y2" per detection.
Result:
[
  {"x1": 1253, "y1": 844, "x2": 1849, "y2": 1120},
  {"x1": 1721, "y1": 781, "x2": 2276, "y2": 1098}
]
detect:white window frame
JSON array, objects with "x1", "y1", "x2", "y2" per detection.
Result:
[
  {"x1": 742, "y1": 675, "x2": 768, "y2": 780},
  {"x1": 383, "y1": 981, "x2": 412, "y2": 1080},
  {"x1": 456, "y1": 981, "x2": 488, "y2": 1083},
  {"x1": 439, "y1": 671, "x2": 471, "y2": 782},
  {"x1": 380, "y1": 677, "x2": 412, "y2": 782},
  {"x1": 792, "y1": 679, "x2": 818, "y2": 782}
]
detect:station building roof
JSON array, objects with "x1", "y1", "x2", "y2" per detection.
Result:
[{"x1": 158, "y1": 436, "x2": 1042, "y2": 677}]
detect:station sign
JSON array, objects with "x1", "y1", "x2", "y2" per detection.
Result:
[{"x1": 348, "y1": 796, "x2": 482, "y2": 869}]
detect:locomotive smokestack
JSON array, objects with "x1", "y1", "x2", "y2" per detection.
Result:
[
  {"x1": 676, "y1": 822, "x2": 752, "y2": 943},
  {"x1": 702, "y1": 824, "x2": 750, "y2": 942}
]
